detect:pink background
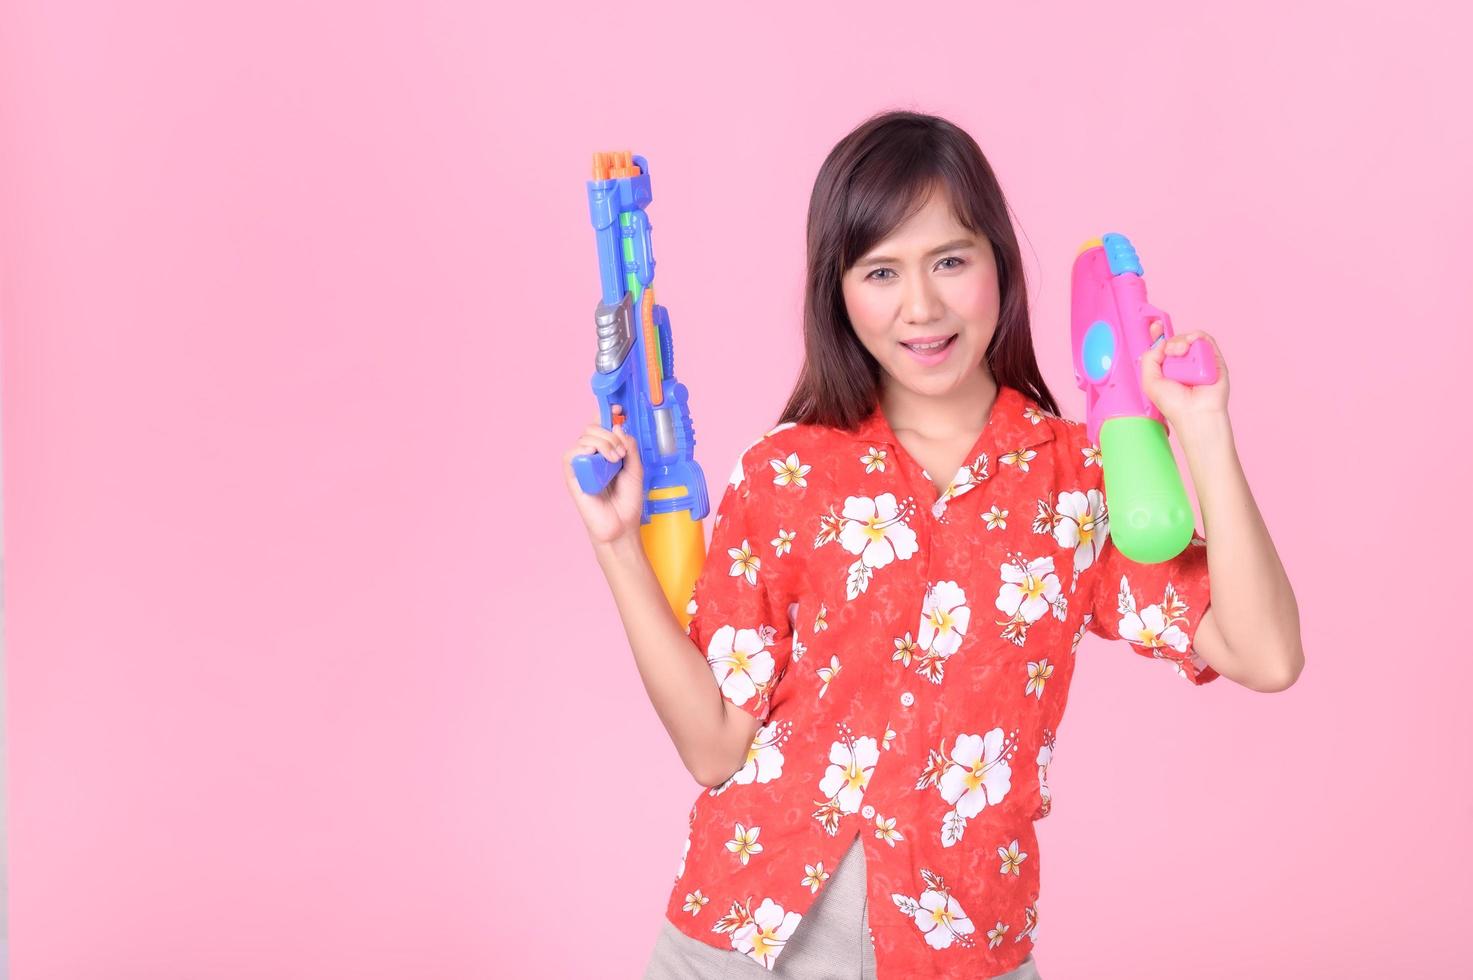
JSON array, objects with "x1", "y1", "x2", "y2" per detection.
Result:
[{"x1": 2, "y1": 1, "x2": 1468, "y2": 977}]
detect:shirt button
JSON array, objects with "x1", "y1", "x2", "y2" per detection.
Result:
[
  {"x1": 862, "y1": 804, "x2": 876, "y2": 819},
  {"x1": 900, "y1": 691, "x2": 915, "y2": 707}
]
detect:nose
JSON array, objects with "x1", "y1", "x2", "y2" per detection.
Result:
[{"x1": 902, "y1": 275, "x2": 945, "y2": 325}]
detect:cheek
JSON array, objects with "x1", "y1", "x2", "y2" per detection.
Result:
[
  {"x1": 844, "y1": 287, "x2": 893, "y2": 338},
  {"x1": 849, "y1": 288, "x2": 889, "y2": 324},
  {"x1": 950, "y1": 272, "x2": 999, "y2": 320}
]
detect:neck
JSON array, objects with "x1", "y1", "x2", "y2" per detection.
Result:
[{"x1": 881, "y1": 369, "x2": 1000, "y2": 440}]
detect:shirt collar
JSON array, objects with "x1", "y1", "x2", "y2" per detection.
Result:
[{"x1": 846, "y1": 384, "x2": 1057, "y2": 453}]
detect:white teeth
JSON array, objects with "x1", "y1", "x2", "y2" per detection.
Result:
[{"x1": 904, "y1": 336, "x2": 953, "y2": 351}]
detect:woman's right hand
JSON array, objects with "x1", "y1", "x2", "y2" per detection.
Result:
[{"x1": 562, "y1": 402, "x2": 647, "y2": 546}]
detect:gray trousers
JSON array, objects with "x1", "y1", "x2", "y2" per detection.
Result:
[{"x1": 642, "y1": 832, "x2": 1042, "y2": 979}]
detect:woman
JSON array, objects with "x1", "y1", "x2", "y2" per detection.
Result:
[{"x1": 564, "y1": 109, "x2": 1303, "y2": 979}]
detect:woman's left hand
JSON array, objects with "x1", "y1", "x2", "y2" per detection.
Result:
[{"x1": 1139, "y1": 320, "x2": 1231, "y2": 435}]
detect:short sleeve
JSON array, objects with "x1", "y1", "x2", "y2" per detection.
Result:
[
  {"x1": 1086, "y1": 522, "x2": 1219, "y2": 686},
  {"x1": 684, "y1": 445, "x2": 796, "y2": 723}
]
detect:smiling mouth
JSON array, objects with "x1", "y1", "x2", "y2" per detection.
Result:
[{"x1": 901, "y1": 334, "x2": 958, "y2": 352}]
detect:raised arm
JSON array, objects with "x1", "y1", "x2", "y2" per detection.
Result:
[
  {"x1": 1141, "y1": 324, "x2": 1304, "y2": 692},
  {"x1": 593, "y1": 531, "x2": 765, "y2": 785}
]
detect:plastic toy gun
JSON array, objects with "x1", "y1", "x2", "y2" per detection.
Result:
[
  {"x1": 1071, "y1": 233, "x2": 1218, "y2": 563},
  {"x1": 571, "y1": 150, "x2": 710, "y2": 626}
]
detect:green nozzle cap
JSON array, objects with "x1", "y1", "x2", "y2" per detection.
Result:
[{"x1": 1099, "y1": 417, "x2": 1195, "y2": 563}]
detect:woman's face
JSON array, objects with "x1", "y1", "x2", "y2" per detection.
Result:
[{"x1": 841, "y1": 186, "x2": 1000, "y2": 400}]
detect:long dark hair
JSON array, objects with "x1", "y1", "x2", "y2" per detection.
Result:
[{"x1": 776, "y1": 109, "x2": 1060, "y2": 431}]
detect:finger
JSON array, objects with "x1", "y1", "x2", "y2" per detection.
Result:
[
  {"x1": 616, "y1": 428, "x2": 641, "y2": 470},
  {"x1": 1195, "y1": 332, "x2": 1228, "y2": 375},
  {"x1": 576, "y1": 435, "x2": 626, "y2": 462},
  {"x1": 584, "y1": 426, "x2": 631, "y2": 458},
  {"x1": 1149, "y1": 319, "x2": 1164, "y2": 341},
  {"x1": 1139, "y1": 347, "x2": 1163, "y2": 386}
]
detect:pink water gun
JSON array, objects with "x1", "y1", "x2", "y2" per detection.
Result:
[{"x1": 1071, "y1": 233, "x2": 1217, "y2": 562}]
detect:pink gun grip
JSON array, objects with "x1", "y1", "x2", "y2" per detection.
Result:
[{"x1": 1162, "y1": 338, "x2": 1219, "y2": 385}]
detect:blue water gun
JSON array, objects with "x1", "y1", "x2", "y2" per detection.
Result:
[{"x1": 571, "y1": 150, "x2": 710, "y2": 625}]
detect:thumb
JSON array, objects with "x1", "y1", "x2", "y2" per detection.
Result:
[
  {"x1": 615, "y1": 425, "x2": 641, "y2": 472},
  {"x1": 1138, "y1": 341, "x2": 1164, "y2": 385}
]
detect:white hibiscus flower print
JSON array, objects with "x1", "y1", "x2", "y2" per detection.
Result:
[
  {"x1": 816, "y1": 655, "x2": 841, "y2": 698},
  {"x1": 938, "y1": 730, "x2": 1015, "y2": 820},
  {"x1": 997, "y1": 839, "x2": 1027, "y2": 875},
  {"x1": 860, "y1": 445, "x2": 888, "y2": 473},
  {"x1": 1015, "y1": 902, "x2": 1039, "y2": 943},
  {"x1": 1049, "y1": 489, "x2": 1107, "y2": 577},
  {"x1": 1124, "y1": 602, "x2": 1190, "y2": 652},
  {"x1": 931, "y1": 452, "x2": 990, "y2": 521},
  {"x1": 915, "y1": 728, "x2": 1018, "y2": 847},
  {"x1": 706, "y1": 624, "x2": 776, "y2": 710},
  {"x1": 832, "y1": 493, "x2": 920, "y2": 599},
  {"x1": 709, "y1": 720, "x2": 792, "y2": 796},
  {"x1": 890, "y1": 868, "x2": 977, "y2": 950},
  {"x1": 769, "y1": 452, "x2": 812, "y2": 488},
  {"x1": 725, "y1": 822, "x2": 762, "y2": 865},
  {"x1": 994, "y1": 553, "x2": 1066, "y2": 645},
  {"x1": 726, "y1": 537, "x2": 760, "y2": 586},
  {"x1": 1024, "y1": 658, "x2": 1054, "y2": 699},
  {"x1": 913, "y1": 580, "x2": 971, "y2": 685},
  {"x1": 999, "y1": 448, "x2": 1037, "y2": 472},
  {"x1": 731, "y1": 898, "x2": 802, "y2": 968},
  {"x1": 1070, "y1": 614, "x2": 1092, "y2": 655},
  {"x1": 1113, "y1": 576, "x2": 1193, "y2": 654},
  {"x1": 813, "y1": 724, "x2": 879, "y2": 835},
  {"x1": 874, "y1": 813, "x2": 905, "y2": 847},
  {"x1": 1036, "y1": 730, "x2": 1056, "y2": 818},
  {"x1": 891, "y1": 631, "x2": 918, "y2": 667}
]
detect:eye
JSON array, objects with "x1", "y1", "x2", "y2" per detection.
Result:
[{"x1": 864, "y1": 257, "x2": 965, "y2": 281}]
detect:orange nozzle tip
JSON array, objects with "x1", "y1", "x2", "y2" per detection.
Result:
[
  {"x1": 591, "y1": 149, "x2": 643, "y2": 181},
  {"x1": 1076, "y1": 237, "x2": 1104, "y2": 256}
]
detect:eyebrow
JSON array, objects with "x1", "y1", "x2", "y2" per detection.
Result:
[{"x1": 855, "y1": 238, "x2": 976, "y2": 267}]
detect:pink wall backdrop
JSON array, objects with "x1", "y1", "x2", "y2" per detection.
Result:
[{"x1": 2, "y1": 1, "x2": 1468, "y2": 977}]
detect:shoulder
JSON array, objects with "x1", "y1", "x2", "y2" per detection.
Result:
[
  {"x1": 1048, "y1": 413, "x2": 1108, "y2": 495},
  {"x1": 1013, "y1": 397, "x2": 1088, "y2": 451},
  {"x1": 723, "y1": 420, "x2": 847, "y2": 493},
  {"x1": 1015, "y1": 401, "x2": 1104, "y2": 489},
  {"x1": 1042, "y1": 410, "x2": 1093, "y2": 458}
]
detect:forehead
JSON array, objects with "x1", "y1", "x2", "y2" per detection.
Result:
[{"x1": 868, "y1": 186, "x2": 972, "y2": 250}]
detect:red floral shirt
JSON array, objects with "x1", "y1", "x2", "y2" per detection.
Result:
[{"x1": 664, "y1": 384, "x2": 1216, "y2": 977}]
